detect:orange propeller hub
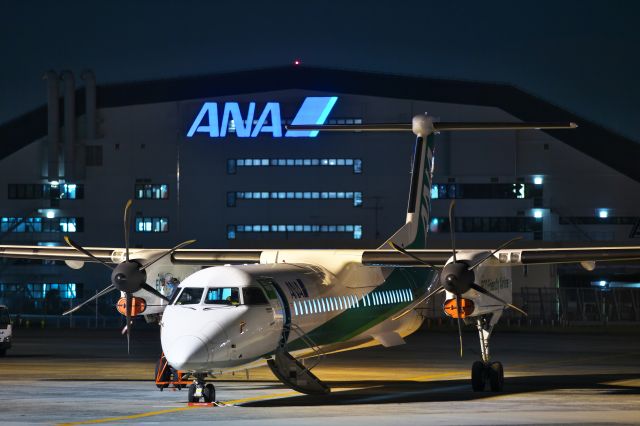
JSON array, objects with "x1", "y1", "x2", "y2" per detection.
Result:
[
  {"x1": 443, "y1": 298, "x2": 475, "y2": 318},
  {"x1": 116, "y1": 297, "x2": 147, "y2": 316}
]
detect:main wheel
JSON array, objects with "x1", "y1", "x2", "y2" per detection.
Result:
[
  {"x1": 488, "y1": 361, "x2": 504, "y2": 392},
  {"x1": 203, "y1": 383, "x2": 215, "y2": 403},
  {"x1": 188, "y1": 384, "x2": 199, "y2": 403},
  {"x1": 471, "y1": 360, "x2": 486, "y2": 391}
]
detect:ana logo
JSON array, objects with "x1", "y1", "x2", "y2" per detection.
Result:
[{"x1": 186, "y1": 96, "x2": 338, "y2": 139}]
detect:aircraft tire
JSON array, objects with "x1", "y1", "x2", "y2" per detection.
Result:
[
  {"x1": 203, "y1": 383, "x2": 215, "y2": 403},
  {"x1": 488, "y1": 361, "x2": 504, "y2": 392},
  {"x1": 471, "y1": 360, "x2": 486, "y2": 391},
  {"x1": 188, "y1": 384, "x2": 199, "y2": 403}
]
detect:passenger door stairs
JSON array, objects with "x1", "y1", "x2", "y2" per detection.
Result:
[
  {"x1": 267, "y1": 349, "x2": 330, "y2": 395},
  {"x1": 267, "y1": 324, "x2": 330, "y2": 395}
]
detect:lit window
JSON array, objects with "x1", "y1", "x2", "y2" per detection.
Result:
[
  {"x1": 135, "y1": 184, "x2": 169, "y2": 200},
  {"x1": 354, "y1": 192, "x2": 363, "y2": 207}
]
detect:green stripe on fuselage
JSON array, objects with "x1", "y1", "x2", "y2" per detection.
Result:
[{"x1": 286, "y1": 267, "x2": 437, "y2": 351}]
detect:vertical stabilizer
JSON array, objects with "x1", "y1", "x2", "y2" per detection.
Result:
[{"x1": 381, "y1": 130, "x2": 436, "y2": 250}]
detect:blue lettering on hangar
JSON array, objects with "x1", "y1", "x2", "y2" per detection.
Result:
[{"x1": 186, "y1": 96, "x2": 338, "y2": 139}]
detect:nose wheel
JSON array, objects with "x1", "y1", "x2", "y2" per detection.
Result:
[
  {"x1": 188, "y1": 374, "x2": 215, "y2": 403},
  {"x1": 471, "y1": 313, "x2": 505, "y2": 392}
]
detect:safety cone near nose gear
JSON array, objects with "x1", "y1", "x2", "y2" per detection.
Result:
[
  {"x1": 61, "y1": 199, "x2": 196, "y2": 353},
  {"x1": 390, "y1": 200, "x2": 527, "y2": 391}
]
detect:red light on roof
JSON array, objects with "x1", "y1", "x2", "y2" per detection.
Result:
[{"x1": 293, "y1": 59, "x2": 301, "y2": 65}]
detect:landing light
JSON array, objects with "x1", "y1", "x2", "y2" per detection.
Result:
[
  {"x1": 599, "y1": 280, "x2": 607, "y2": 287},
  {"x1": 533, "y1": 209, "x2": 544, "y2": 219},
  {"x1": 598, "y1": 209, "x2": 609, "y2": 219},
  {"x1": 533, "y1": 176, "x2": 543, "y2": 185}
]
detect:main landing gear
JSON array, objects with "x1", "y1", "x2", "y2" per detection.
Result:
[
  {"x1": 471, "y1": 312, "x2": 504, "y2": 392},
  {"x1": 188, "y1": 373, "x2": 215, "y2": 403}
]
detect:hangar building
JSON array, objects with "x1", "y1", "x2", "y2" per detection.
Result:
[{"x1": 1, "y1": 66, "x2": 639, "y2": 318}]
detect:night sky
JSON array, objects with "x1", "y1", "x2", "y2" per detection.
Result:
[{"x1": 1, "y1": 0, "x2": 638, "y2": 140}]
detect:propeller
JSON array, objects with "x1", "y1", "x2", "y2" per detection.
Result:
[
  {"x1": 391, "y1": 200, "x2": 527, "y2": 357},
  {"x1": 62, "y1": 199, "x2": 196, "y2": 353}
]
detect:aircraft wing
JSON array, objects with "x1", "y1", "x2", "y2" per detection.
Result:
[
  {"x1": 0, "y1": 245, "x2": 263, "y2": 265},
  {"x1": 361, "y1": 246, "x2": 640, "y2": 267}
]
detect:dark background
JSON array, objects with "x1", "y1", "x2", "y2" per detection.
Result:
[{"x1": 1, "y1": 0, "x2": 638, "y2": 140}]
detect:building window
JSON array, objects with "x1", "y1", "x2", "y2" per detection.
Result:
[
  {"x1": 227, "y1": 191, "x2": 363, "y2": 207},
  {"x1": 8, "y1": 183, "x2": 84, "y2": 200},
  {"x1": 135, "y1": 184, "x2": 169, "y2": 200},
  {"x1": 559, "y1": 217, "x2": 636, "y2": 225},
  {"x1": 228, "y1": 158, "x2": 363, "y2": 174},
  {"x1": 429, "y1": 217, "x2": 541, "y2": 233},
  {"x1": 227, "y1": 224, "x2": 362, "y2": 240},
  {"x1": 0, "y1": 217, "x2": 83, "y2": 233},
  {"x1": 135, "y1": 217, "x2": 169, "y2": 232},
  {"x1": 431, "y1": 183, "x2": 540, "y2": 199}
]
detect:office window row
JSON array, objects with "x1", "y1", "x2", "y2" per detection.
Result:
[
  {"x1": 227, "y1": 191, "x2": 362, "y2": 207},
  {"x1": 0, "y1": 217, "x2": 82, "y2": 233},
  {"x1": 227, "y1": 158, "x2": 362, "y2": 174},
  {"x1": 431, "y1": 183, "x2": 541, "y2": 200},
  {"x1": 559, "y1": 217, "x2": 637, "y2": 225},
  {"x1": 429, "y1": 217, "x2": 542, "y2": 233},
  {"x1": 227, "y1": 224, "x2": 362, "y2": 240},
  {"x1": 292, "y1": 288, "x2": 414, "y2": 316},
  {"x1": 8, "y1": 183, "x2": 83, "y2": 200},
  {"x1": 135, "y1": 184, "x2": 169, "y2": 200},
  {"x1": 135, "y1": 217, "x2": 169, "y2": 233}
]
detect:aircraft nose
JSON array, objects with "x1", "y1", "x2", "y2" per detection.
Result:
[{"x1": 165, "y1": 335, "x2": 209, "y2": 370}]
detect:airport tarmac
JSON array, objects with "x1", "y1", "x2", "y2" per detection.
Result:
[{"x1": 0, "y1": 326, "x2": 639, "y2": 425}]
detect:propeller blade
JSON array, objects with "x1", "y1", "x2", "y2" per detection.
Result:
[
  {"x1": 468, "y1": 236, "x2": 524, "y2": 271},
  {"x1": 64, "y1": 236, "x2": 114, "y2": 270},
  {"x1": 470, "y1": 283, "x2": 528, "y2": 316},
  {"x1": 63, "y1": 284, "x2": 116, "y2": 315},
  {"x1": 141, "y1": 283, "x2": 170, "y2": 302},
  {"x1": 139, "y1": 239, "x2": 197, "y2": 271},
  {"x1": 125, "y1": 292, "x2": 132, "y2": 354},
  {"x1": 388, "y1": 241, "x2": 439, "y2": 269},
  {"x1": 449, "y1": 201, "x2": 457, "y2": 263},
  {"x1": 455, "y1": 294, "x2": 463, "y2": 358},
  {"x1": 392, "y1": 285, "x2": 444, "y2": 320},
  {"x1": 123, "y1": 199, "x2": 133, "y2": 262}
]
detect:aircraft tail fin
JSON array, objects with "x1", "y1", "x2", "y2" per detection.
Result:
[{"x1": 380, "y1": 133, "x2": 435, "y2": 250}]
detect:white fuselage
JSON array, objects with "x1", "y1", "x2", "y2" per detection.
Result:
[{"x1": 160, "y1": 255, "x2": 428, "y2": 374}]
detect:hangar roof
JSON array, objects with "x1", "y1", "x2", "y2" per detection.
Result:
[{"x1": 1, "y1": 65, "x2": 638, "y2": 182}]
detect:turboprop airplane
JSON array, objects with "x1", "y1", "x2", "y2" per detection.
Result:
[{"x1": 2, "y1": 114, "x2": 640, "y2": 403}]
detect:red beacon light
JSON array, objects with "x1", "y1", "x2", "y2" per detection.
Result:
[{"x1": 293, "y1": 59, "x2": 301, "y2": 66}]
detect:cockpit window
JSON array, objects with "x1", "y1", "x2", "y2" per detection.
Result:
[
  {"x1": 205, "y1": 287, "x2": 240, "y2": 305},
  {"x1": 242, "y1": 287, "x2": 269, "y2": 305},
  {"x1": 174, "y1": 288, "x2": 204, "y2": 305}
]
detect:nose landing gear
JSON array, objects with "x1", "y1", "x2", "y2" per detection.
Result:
[
  {"x1": 188, "y1": 374, "x2": 215, "y2": 403},
  {"x1": 471, "y1": 313, "x2": 505, "y2": 392}
]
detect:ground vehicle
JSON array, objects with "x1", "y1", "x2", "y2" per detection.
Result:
[{"x1": 0, "y1": 305, "x2": 12, "y2": 356}]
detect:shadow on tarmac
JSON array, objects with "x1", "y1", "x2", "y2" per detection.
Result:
[{"x1": 240, "y1": 373, "x2": 640, "y2": 407}]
